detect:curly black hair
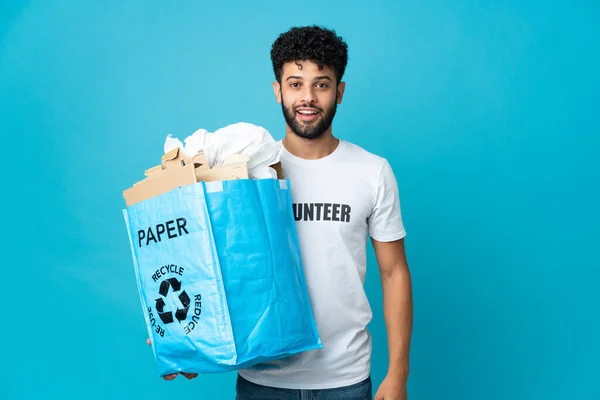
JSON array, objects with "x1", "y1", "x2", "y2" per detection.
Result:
[{"x1": 270, "y1": 25, "x2": 348, "y2": 84}]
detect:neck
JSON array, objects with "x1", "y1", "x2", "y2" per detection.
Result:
[{"x1": 282, "y1": 126, "x2": 340, "y2": 160}]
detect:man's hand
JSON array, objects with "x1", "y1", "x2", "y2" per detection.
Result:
[
  {"x1": 146, "y1": 338, "x2": 198, "y2": 380},
  {"x1": 374, "y1": 374, "x2": 408, "y2": 400}
]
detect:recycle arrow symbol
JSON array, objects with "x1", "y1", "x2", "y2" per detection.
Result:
[
  {"x1": 176, "y1": 290, "x2": 191, "y2": 322},
  {"x1": 159, "y1": 278, "x2": 181, "y2": 296},
  {"x1": 154, "y1": 277, "x2": 191, "y2": 324},
  {"x1": 155, "y1": 297, "x2": 173, "y2": 324}
]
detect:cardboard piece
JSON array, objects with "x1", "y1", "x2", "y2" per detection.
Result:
[{"x1": 123, "y1": 147, "x2": 284, "y2": 207}]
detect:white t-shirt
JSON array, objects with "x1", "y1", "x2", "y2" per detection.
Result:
[{"x1": 238, "y1": 139, "x2": 406, "y2": 390}]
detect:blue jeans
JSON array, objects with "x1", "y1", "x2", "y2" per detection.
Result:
[{"x1": 235, "y1": 374, "x2": 373, "y2": 400}]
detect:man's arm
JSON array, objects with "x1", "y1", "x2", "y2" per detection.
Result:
[{"x1": 372, "y1": 237, "x2": 413, "y2": 386}]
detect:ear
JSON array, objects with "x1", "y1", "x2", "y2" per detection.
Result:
[
  {"x1": 273, "y1": 81, "x2": 282, "y2": 104},
  {"x1": 336, "y1": 81, "x2": 346, "y2": 104}
]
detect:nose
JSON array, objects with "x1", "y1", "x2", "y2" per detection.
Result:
[{"x1": 301, "y1": 85, "x2": 317, "y2": 105}]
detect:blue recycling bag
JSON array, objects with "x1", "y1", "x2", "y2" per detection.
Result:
[{"x1": 123, "y1": 178, "x2": 321, "y2": 376}]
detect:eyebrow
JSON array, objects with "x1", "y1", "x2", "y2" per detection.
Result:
[{"x1": 285, "y1": 75, "x2": 333, "y2": 82}]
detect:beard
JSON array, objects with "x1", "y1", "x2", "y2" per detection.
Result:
[{"x1": 281, "y1": 96, "x2": 337, "y2": 140}]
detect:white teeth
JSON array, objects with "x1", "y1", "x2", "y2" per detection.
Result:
[{"x1": 298, "y1": 110, "x2": 317, "y2": 115}]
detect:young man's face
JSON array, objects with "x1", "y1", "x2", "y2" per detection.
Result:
[{"x1": 273, "y1": 60, "x2": 345, "y2": 140}]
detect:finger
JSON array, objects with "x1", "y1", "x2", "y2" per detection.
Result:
[
  {"x1": 181, "y1": 372, "x2": 198, "y2": 380},
  {"x1": 146, "y1": 338, "x2": 151, "y2": 346},
  {"x1": 163, "y1": 373, "x2": 178, "y2": 380}
]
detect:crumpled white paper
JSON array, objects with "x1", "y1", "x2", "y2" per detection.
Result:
[
  {"x1": 163, "y1": 122, "x2": 282, "y2": 179},
  {"x1": 164, "y1": 128, "x2": 208, "y2": 158}
]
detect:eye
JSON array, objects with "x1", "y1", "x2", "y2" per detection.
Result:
[
  {"x1": 316, "y1": 82, "x2": 328, "y2": 89},
  {"x1": 290, "y1": 82, "x2": 300, "y2": 88}
]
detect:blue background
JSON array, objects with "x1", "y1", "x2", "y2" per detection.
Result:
[{"x1": 1, "y1": 1, "x2": 598, "y2": 399}]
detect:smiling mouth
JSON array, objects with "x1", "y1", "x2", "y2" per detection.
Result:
[
  {"x1": 296, "y1": 109, "x2": 319, "y2": 115},
  {"x1": 295, "y1": 108, "x2": 321, "y2": 121}
]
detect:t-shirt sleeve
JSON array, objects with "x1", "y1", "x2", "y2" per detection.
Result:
[{"x1": 368, "y1": 160, "x2": 407, "y2": 242}]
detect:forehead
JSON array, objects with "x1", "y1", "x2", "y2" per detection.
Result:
[{"x1": 281, "y1": 60, "x2": 335, "y2": 80}]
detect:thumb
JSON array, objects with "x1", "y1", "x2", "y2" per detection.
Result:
[{"x1": 146, "y1": 338, "x2": 151, "y2": 346}]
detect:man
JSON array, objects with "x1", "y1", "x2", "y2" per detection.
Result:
[
  {"x1": 236, "y1": 25, "x2": 413, "y2": 400},
  {"x1": 153, "y1": 25, "x2": 413, "y2": 400}
]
